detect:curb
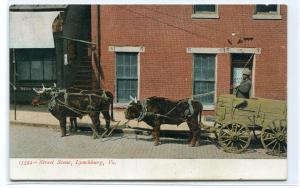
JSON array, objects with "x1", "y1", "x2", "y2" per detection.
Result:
[
  {"x1": 10, "y1": 121, "x2": 151, "y2": 135},
  {"x1": 10, "y1": 121, "x2": 215, "y2": 139},
  {"x1": 10, "y1": 121, "x2": 59, "y2": 129}
]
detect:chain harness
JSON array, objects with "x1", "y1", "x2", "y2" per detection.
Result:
[
  {"x1": 136, "y1": 98, "x2": 195, "y2": 122},
  {"x1": 48, "y1": 89, "x2": 110, "y2": 116}
]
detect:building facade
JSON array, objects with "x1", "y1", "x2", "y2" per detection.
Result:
[{"x1": 91, "y1": 5, "x2": 287, "y2": 113}]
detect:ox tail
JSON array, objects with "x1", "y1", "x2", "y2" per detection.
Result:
[
  {"x1": 198, "y1": 103, "x2": 203, "y2": 128},
  {"x1": 110, "y1": 99, "x2": 115, "y2": 121}
]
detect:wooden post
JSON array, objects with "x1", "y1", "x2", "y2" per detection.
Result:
[{"x1": 13, "y1": 49, "x2": 17, "y2": 120}]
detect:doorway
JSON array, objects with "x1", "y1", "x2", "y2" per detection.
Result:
[{"x1": 230, "y1": 53, "x2": 254, "y2": 95}]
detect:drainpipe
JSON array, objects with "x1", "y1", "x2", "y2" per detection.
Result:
[{"x1": 95, "y1": 5, "x2": 101, "y2": 89}]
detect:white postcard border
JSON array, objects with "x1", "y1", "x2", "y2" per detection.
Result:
[{"x1": 10, "y1": 158, "x2": 287, "y2": 180}]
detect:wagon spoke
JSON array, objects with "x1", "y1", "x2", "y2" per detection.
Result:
[
  {"x1": 225, "y1": 140, "x2": 232, "y2": 147},
  {"x1": 283, "y1": 145, "x2": 287, "y2": 152},
  {"x1": 237, "y1": 142, "x2": 242, "y2": 150},
  {"x1": 266, "y1": 139, "x2": 277, "y2": 147},
  {"x1": 238, "y1": 141, "x2": 247, "y2": 150},
  {"x1": 220, "y1": 130, "x2": 231, "y2": 137},
  {"x1": 239, "y1": 138, "x2": 248, "y2": 144},
  {"x1": 234, "y1": 124, "x2": 238, "y2": 133},
  {"x1": 237, "y1": 127, "x2": 245, "y2": 134},
  {"x1": 239, "y1": 135, "x2": 250, "y2": 139},
  {"x1": 263, "y1": 137, "x2": 276, "y2": 141},
  {"x1": 219, "y1": 135, "x2": 231, "y2": 139},
  {"x1": 220, "y1": 138, "x2": 231, "y2": 143},
  {"x1": 231, "y1": 142, "x2": 238, "y2": 151},
  {"x1": 271, "y1": 141, "x2": 278, "y2": 153}
]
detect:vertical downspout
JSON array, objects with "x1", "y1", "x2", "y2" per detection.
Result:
[{"x1": 95, "y1": 5, "x2": 101, "y2": 89}]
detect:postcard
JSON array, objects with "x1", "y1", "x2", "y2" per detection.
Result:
[{"x1": 9, "y1": 4, "x2": 287, "y2": 180}]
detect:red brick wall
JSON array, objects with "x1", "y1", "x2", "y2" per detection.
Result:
[{"x1": 91, "y1": 5, "x2": 287, "y2": 107}]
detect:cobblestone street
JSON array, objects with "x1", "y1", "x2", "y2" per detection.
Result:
[{"x1": 10, "y1": 124, "x2": 285, "y2": 159}]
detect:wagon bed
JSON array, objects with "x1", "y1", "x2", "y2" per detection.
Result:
[{"x1": 210, "y1": 94, "x2": 287, "y2": 156}]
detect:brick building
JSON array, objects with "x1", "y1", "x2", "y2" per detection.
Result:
[{"x1": 91, "y1": 5, "x2": 286, "y2": 112}]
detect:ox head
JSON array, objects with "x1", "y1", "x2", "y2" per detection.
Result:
[
  {"x1": 124, "y1": 96, "x2": 142, "y2": 120},
  {"x1": 32, "y1": 83, "x2": 58, "y2": 102}
]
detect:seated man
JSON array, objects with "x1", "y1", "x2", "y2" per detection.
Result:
[{"x1": 233, "y1": 68, "x2": 252, "y2": 99}]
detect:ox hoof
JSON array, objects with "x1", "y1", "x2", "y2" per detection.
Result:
[
  {"x1": 92, "y1": 133, "x2": 100, "y2": 139},
  {"x1": 154, "y1": 142, "x2": 160, "y2": 146},
  {"x1": 189, "y1": 142, "x2": 196, "y2": 147}
]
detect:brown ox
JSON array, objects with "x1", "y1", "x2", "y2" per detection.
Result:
[
  {"x1": 125, "y1": 96, "x2": 203, "y2": 146},
  {"x1": 33, "y1": 84, "x2": 114, "y2": 138}
]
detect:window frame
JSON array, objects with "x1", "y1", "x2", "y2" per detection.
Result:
[
  {"x1": 115, "y1": 52, "x2": 140, "y2": 105},
  {"x1": 110, "y1": 46, "x2": 144, "y2": 106},
  {"x1": 253, "y1": 4, "x2": 282, "y2": 20},
  {"x1": 191, "y1": 5, "x2": 219, "y2": 19},
  {"x1": 15, "y1": 49, "x2": 57, "y2": 83},
  {"x1": 192, "y1": 53, "x2": 217, "y2": 110}
]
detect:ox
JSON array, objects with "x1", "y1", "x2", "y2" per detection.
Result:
[
  {"x1": 125, "y1": 96, "x2": 203, "y2": 146},
  {"x1": 32, "y1": 84, "x2": 78, "y2": 131},
  {"x1": 33, "y1": 84, "x2": 114, "y2": 138}
]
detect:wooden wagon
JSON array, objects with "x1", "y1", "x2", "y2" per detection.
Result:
[{"x1": 205, "y1": 94, "x2": 287, "y2": 156}]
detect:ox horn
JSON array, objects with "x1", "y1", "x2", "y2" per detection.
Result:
[
  {"x1": 33, "y1": 88, "x2": 43, "y2": 94},
  {"x1": 134, "y1": 97, "x2": 137, "y2": 103},
  {"x1": 33, "y1": 88, "x2": 39, "y2": 93},
  {"x1": 129, "y1": 95, "x2": 135, "y2": 101},
  {"x1": 53, "y1": 83, "x2": 56, "y2": 88}
]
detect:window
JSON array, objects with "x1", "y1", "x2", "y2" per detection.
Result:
[
  {"x1": 256, "y1": 4, "x2": 278, "y2": 13},
  {"x1": 16, "y1": 49, "x2": 56, "y2": 82},
  {"x1": 193, "y1": 54, "x2": 216, "y2": 108},
  {"x1": 253, "y1": 5, "x2": 281, "y2": 19},
  {"x1": 116, "y1": 52, "x2": 138, "y2": 103},
  {"x1": 192, "y1": 5, "x2": 219, "y2": 19}
]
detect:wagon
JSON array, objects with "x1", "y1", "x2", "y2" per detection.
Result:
[{"x1": 204, "y1": 94, "x2": 287, "y2": 156}]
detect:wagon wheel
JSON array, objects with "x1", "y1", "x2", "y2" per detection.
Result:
[
  {"x1": 261, "y1": 119, "x2": 287, "y2": 156},
  {"x1": 218, "y1": 122, "x2": 251, "y2": 153}
]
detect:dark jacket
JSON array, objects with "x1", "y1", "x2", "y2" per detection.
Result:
[{"x1": 235, "y1": 79, "x2": 252, "y2": 99}]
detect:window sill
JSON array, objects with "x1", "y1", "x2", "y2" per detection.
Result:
[
  {"x1": 113, "y1": 103, "x2": 129, "y2": 109},
  {"x1": 252, "y1": 14, "x2": 282, "y2": 20},
  {"x1": 203, "y1": 105, "x2": 215, "y2": 111},
  {"x1": 191, "y1": 13, "x2": 219, "y2": 19}
]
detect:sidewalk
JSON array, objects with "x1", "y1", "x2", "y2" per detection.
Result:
[{"x1": 9, "y1": 105, "x2": 215, "y2": 135}]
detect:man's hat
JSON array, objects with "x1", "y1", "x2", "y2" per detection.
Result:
[{"x1": 242, "y1": 68, "x2": 251, "y2": 76}]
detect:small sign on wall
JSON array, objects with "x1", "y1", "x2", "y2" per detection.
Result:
[{"x1": 64, "y1": 54, "x2": 68, "y2": 65}]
